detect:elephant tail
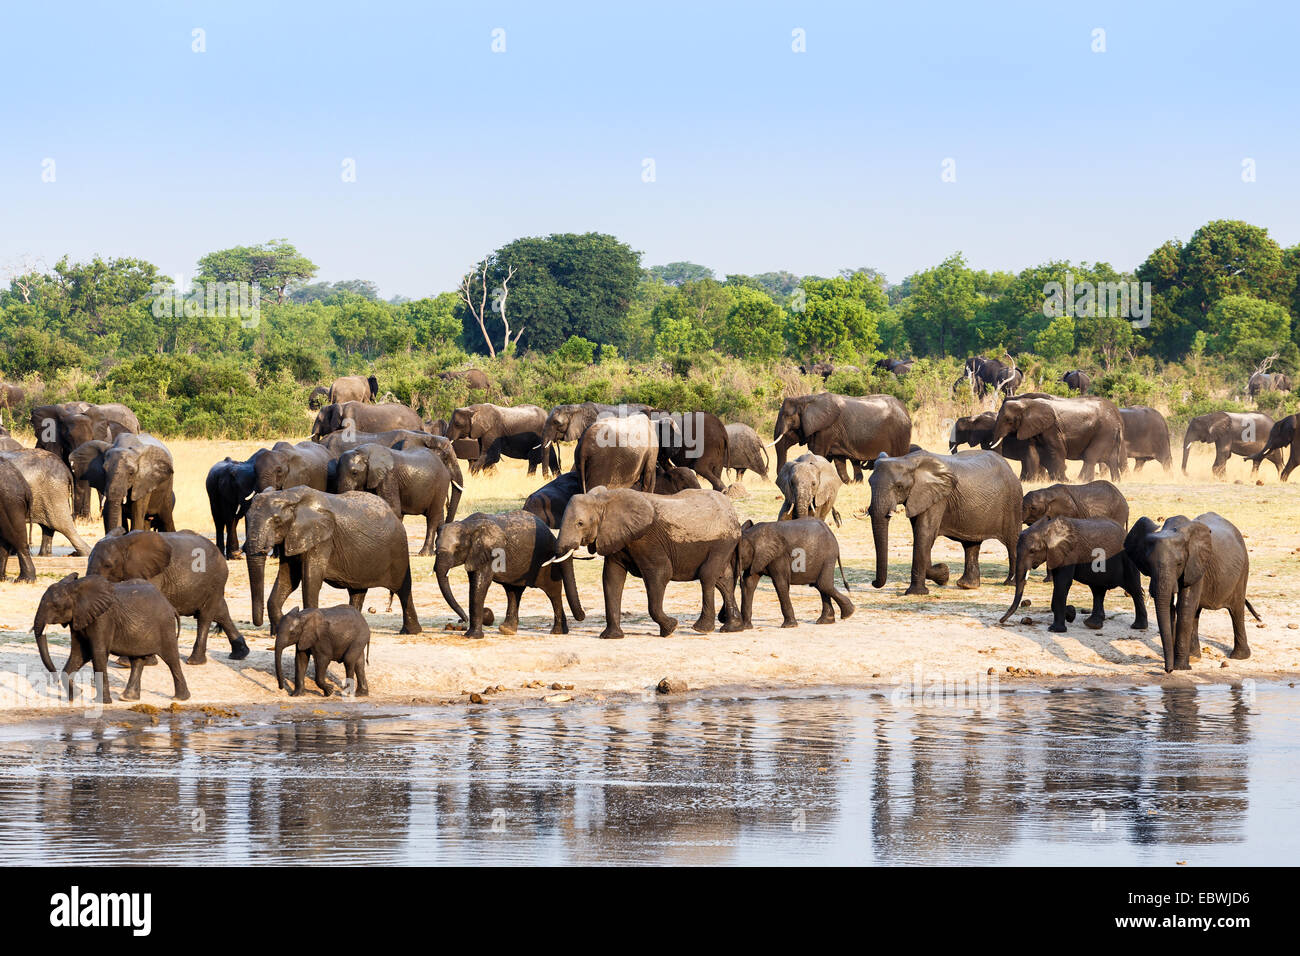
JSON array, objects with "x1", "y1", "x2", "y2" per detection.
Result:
[
  {"x1": 837, "y1": 551, "x2": 850, "y2": 592},
  {"x1": 1245, "y1": 597, "x2": 1261, "y2": 622}
]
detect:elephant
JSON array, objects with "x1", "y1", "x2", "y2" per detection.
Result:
[
  {"x1": 444, "y1": 403, "x2": 558, "y2": 476},
  {"x1": 776, "y1": 453, "x2": 842, "y2": 527},
  {"x1": 68, "y1": 439, "x2": 111, "y2": 519},
  {"x1": 651, "y1": 410, "x2": 730, "y2": 492},
  {"x1": 554, "y1": 486, "x2": 744, "y2": 640},
  {"x1": 865, "y1": 449, "x2": 1022, "y2": 595},
  {"x1": 31, "y1": 402, "x2": 139, "y2": 517},
  {"x1": 33, "y1": 573, "x2": 188, "y2": 703},
  {"x1": 87, "y1": 528, "x2": 250, "y2": 664},
  {"x1": 1183, "y1": 411, "x2": 1283, "y2": 478},
  {"x1": 798, "y1": 362, "x2": 836, "y2": 379},
  {"x1": 651, "y1": 466, "x2": 701, "y2": 494},
  {"x1": 100, "y1": 432, "x2": 176, "y2": 533},
  {"x1": 311, "y1": 401, "x2": 423, "y2": 441},
  {"x1": 0, "y1": 458, "x2": 36, "y2": 582},
  {"x1": 948, "y1": 411, "x2": 1046, "y2": 481},
  {"x1": 330, "y1": 375, "x2": 380, "y2": 405},
  {"x1": 1021, "y1": 480, "x2": 1128, "y2": 528},
  {"x1": 252, "y1": 441, "x2": 332, "y2": 495},
  {"x1": 999, "y1": 517, "x2": 1147, "y2": 633},
  {"x1": 434, "y1": 511, "x2": 585, "y2": 639},
  {"x1": 737, "y1": 518, "x2": 853, "y2": 628},
  {"x1": 991, "y1": 394, "x2": 1124, "y2": 482},
  {"x1": 0, "y1": 431, "x2": 21, "y2": 452},
  {"x1": 205, "y1": 454, "x2": 262, "y2": 558},
  {"x1": 0, "y1": 448, "x2": 91, "y2": 556},
  {"x1": 1119, "y1": 406, "x2": 1173, "y2": 472},
  {"x1": 274, "y1": 605, "x2": 370, "y2": 697},
  {"x1": 574, "y1": 413, "x2": 658, "y2": 492},
  {"x1": 1061, "y1": 370, "x2": 1092, "y2": 394},
  {"x1": 1124, "y1": 513, "x2": 1258, "y2": 672},
  {"x1": 438, "y1": 368, "x2": 491, "y2": 391},
  {"x1": 336, "y1": 442, "x2": 454, "y2": 555},
  {"x1": 307, "y1": 386, "x2": 331, "y2": 410},
  {"x1": 523, "y1": 472, "x2": 583, "y2": 529},
  {"x1": 540, "y1": 402, "x2": 651, "y2": 469},
  {"x1": 0, "y1": 382, "x2": 24, "y2": 426},
  {"x1": 1245, "y1": 414, "x2": 1299, "y2": 481},
  {"x1": 772, "y1": 392, "x2": 912, "y2": 484},
  {"x1": 724, "y1": 423, "x2": 769, "y2": 480},
  {"x1": 874, "y1": 358, "x2": 914, "y2": 376},
  {"x1": 1248, "y1": 371, "x2": 1292, "y2": 397},
  {"x1": 955, "y1": 357, "x2": 1022, "y2": 399},
  {"x1": 244, "y1": 487, "x2": 420, "y2": 635}
]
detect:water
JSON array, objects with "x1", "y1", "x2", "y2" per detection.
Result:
[{"x1": 0, "y1": 683, "x2": 1296, "y2": 865}]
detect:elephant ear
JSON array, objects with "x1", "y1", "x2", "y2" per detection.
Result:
[
  {"x1": 594, "y1": 490, "x2": 655, "y2": 555},
  {"x1": 1206, "y1": 413, "x2": 1232, "y2": 442},
  {"x1": 905, "y1": 458, "x2": 955, "y2": 518},
  {"x1": 801, "y1": 396, "x2": 841, "y2": 437},
  {"x1": 365, "y1": 447, "x2": 396, "y2": 487},
  {"x1": 469, "y1": 523, "x2": 508, "y2": 572},
  {"x1": 126, "y1": 533, "x2": 172, "y2": 579},
  {"x1": 69, "y1": 440, "x2": 110, "y2": 478},
  {"x1": 1182, "y1": 522, "x2": 1212, "y2": 585},
  {"x1": 284, "y1": 507, "x2": 335, "y2": 557},
  {"x1": 298, "y1": 609, "x2": 325, "y2": 649},
  {"x1": 72, "y1": 577, "x2": 117, "y2": 631},
  {"x1": 1043, "y1": 518, "x2": 1079, "y2": 568},
  {"x1": 1016, "y1": 401, "x2": 1057, "y2": 441}
]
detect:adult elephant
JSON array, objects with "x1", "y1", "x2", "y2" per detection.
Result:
[
  {"x1": 865, "y1": 450, "x2": 1021, "y2": 595},
  {"x1": 772, "y1": 393, "x2": 912, "y2": 485},
  {"x1": 1061, "y1": 370, "x2": 1091, "y2": 394},
  {"x1": 444, "y1": 403, "x2": 557, "y2": 476},
  {"x1": 1183, "y1": 411, "x2": 1282, "y2": 478},
  {"x1": 101, "y1": 433, "x2": 176, "y2": 533},
  {"x1": 252, "y1": 441, "x2": 332, "y2": 494},
  {"x1": 991, "y1": 394, "x2": 1124, "y2": 482},
  {"x1": 874, "y1": 358, "x2": 914, "y2": 376},
  {"x1": 949, "y1": 411, "x2": 1045, "y2": 481},
  {"x1": 1246, "y1": 414, "x2": 1300, "y2": 481},
  {"x1": 31, "y1": 402, "x2": 139, "y2": 517},
  {"x1": 0, "y1": 433, "x2": 21, "y2": 453},
  {"x1": 438, "y1": 368, "x2": 490, "y2": 391},
  {"x1": 0, "y1": 448, "x2": 91, "y2": 556},
  {"x1": 329, "y1": 375, "x2": 379, "y2": 405},
  {"x1": 1248, "y1": 371, "x2": 1292, "y2": 397},
  {"x1": 0, "y1": 382, "x2": 24, "y2": 425},
  {"x1": 0, "y1": 458, "x2": 35, "y2": 582},
  {"x1": 540, "y1": 402, "x2": 649, "y2": 466},
  {"x1": 724, "y1": 423, "x2": 769, "y2": 480},
  {"x1": 310, "y1": 401, "x2": 422, "y2": 441},
  {"x1": 523, "y1": 472, "x2": 583, "y2": 530},
  {"x1": 206, "y1": 453, "x2": 260, "y2": 558},
  {"x1": 554, "y1": 486, "x2": 743, "y2": 640},
  {"x1": 87, "y1": 528, "x2": 249, "y2": 664},
  {"x1": 1119, "y1": 406, "x2": 1172, "y2": 472},
  {"x1": 955, "y1": 357, "x2": 1022, "y2": 399},
  {"x1": 574, "y1": 414, "x2": 658, "y2": 492},
  {"x1": 653, "y1": 410, "x2": 729, "y2": 492},
  {"x1": 336, "y1": 442, "x2": 454, "y2": 555},
  {"x1": 1125, "y1": 513, "x2": 1258, "y2": 672},
  {"x1": 244, "y1": 487, "x2": 420, "y2": 634},
  {"x1": 1021, "y1": 479, "x2": 1128, "y2": 527}
]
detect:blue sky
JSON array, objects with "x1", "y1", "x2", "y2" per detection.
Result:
[{"x1": 3, "y1": 1, "x2": 1297, "y2": 298}]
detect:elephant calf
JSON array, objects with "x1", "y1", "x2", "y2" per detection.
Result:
[
  {"x1": 1001, "y1": 517, "x2": 1147, "y2": 633},
  {"x1": 724, "y1": 423, "x2": 769, "y2": 480},
  {"x1": 274, "y1": 605, "x2": 370, "y2": 697},
  {"x1": 738, "y1": 518, "x2": 853, "y2": 628},
  {"x1": 776, "y1": 453, "x2": 842, "y2": 527},
  {"x1": 87, "y1": 529, "x2": 250, "y2": 664},
  {"x1": 34, "y1": 573, "x2": 188, "y2": 703},
  {"x1": 1021, "y1": 480, "x2": 1128, "y2": 528}
]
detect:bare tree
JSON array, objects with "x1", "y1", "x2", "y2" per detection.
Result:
[
  {"x1": 2, "y1": 254, "x2": 47, "y2": 304},
  {"x1": 458, "y1": 261, "x2": 520, "y2": 356}
]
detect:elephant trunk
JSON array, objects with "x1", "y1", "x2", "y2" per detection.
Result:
[
  {"x1": 33, "y1": 619, "x2": 56, "y2": 673},
  {"x1": 1181, "y1": 435, "x2": 1193, "y2": 474},
  {"x1": 560, "y1": 556, "x2": 585, "y2": 622},
  {"x1": 104, "y1": 469, "x2": 129, "y2": 531},
  {"x1": 248, "y1": 553, "x2": 267, "y2": 627},
  {"x1": 274, "y1": 628, "x2": 293, "y2": 690},
  {"x1": 871, "y1": 509, "x2": 890, "y2": 589},
  {"x1": 1000, "y1": 548, "x2": 1032, "y2": 624},
  {"x1": 435, "y1": 555, "x2": 468, "y2": 622},
  {"x1": 1154, "y1": 579, "x2": 1176, "y2": 673}
]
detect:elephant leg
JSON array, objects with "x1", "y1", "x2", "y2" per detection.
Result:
[
  {"x1": 499, "y1": 585, "x2": 522, "y2": 635},
  {"x1": 290, "y1": 650, "x2": 309, "y2": 695},
  {"x1": 741, "y1": 572, "x2": 760, "y2": 628},
  {"x1": 644, "y1": 567, "x2": 678, "y2": 636},
  {"x1": 821, "y1": 563, "x2": 854, "y2": 621},
  {"x1": 1084, "y1": 584, "x2": 1107, "y2": 630},
  {"x1": 418, "y1": 508, "x2": 439, "y2": 557},
  {"x1": 851, "y1": 460, "x2": 864, "y2": 483},
  {"x1": 833, "y1": 458, "x2": 851, "y2": 485},
  {"x1": 90, "y1": 641, "x2": 111, "y2": 704},
  {"x1": 314, "y1": 650, "x2": 333, "y2": 696},
  {"x1": 598, "y1": 560, "x2": 629, "y2": 639},
  {"x1": 353, "y1": 656, "x2": 369, "y2": 696},
  {"x1": 466, "y1": 570, "x2": 492, "y2": 639},
  {"x1": 37, "y1": 526, "x2": 53, "y2": 557},
  {"x1": 1282, "y1": 448, "x2": 1298, "y2": 482},
  {"x1": 188, "y1": 611, "x2": 212, "y2": 665},
  {"x1": 122, "y1": 658, "x2": 145, "y2": 701},
  {"x1": 208, "y1": 598, "x2": 249, "y2": 660},
  {"x1": 62, "y1": 641, "x2": 86, "y2": 701},
  {"x1": 1188, "y1": 606, "x2": 1203, "y2": 662},
  {"x1": 540, "y1": 576, "x2": 568, "y2": 634},
  {"x1": 397, "y1": 568, "x2": 421, "y2": 635},
  {"x1": 268, "y1": 560, "x2": 301, "y2": 633},
  {"x1": 1214, "y1": 443, "x2": 1231, "y2": 478},
  {"x1": 1125, "y1": 563, "x2": 1148, "y2": 630},
  {"x1": 906, "y1": 514, "x2": 941, "y2": 596},
  {"x1": 1228, "y1": 602, "x2": 1251, "y2": 660},
  {"x1": 299, "y1": 557, "x2": 324, "y2": 609},
  {"x1": 1049, "y1": 566, "x2": 1076, "y2": 632},
  {"x1": 956, "y1": 541, "x2": 982, "y2": 590},
  {"x1": 716, "y1": 573, "x2": 742, "y2": 632},
  {"x1": 770, "y1": 566, "x2": 797, "y2": 627}
]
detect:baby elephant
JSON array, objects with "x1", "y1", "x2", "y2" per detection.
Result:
[
  {"x1": 274, "y1": 605, "x2": 370, "y2": 697},
  {"x1": 33, "y1": 573, "x2": 189, "y2": 703},
  {"x1": 1001, "y1": 517, "x2": 1147, "y2": 633},
  {"x1": 1021, "y1": 480, "x2": 1129, "y2": 527},
  {"x1": 737, "y1": 518, "x2": 854, "y2": 628},
  {"x1": 776, "y1": 453, "x2": 842, "y2": 527}
]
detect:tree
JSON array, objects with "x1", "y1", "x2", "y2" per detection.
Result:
[
  {"x1": 786, "y1": 273, "x2": 886, "y2": 359},
  {"x1": 647, "y1": 261, "x2": 714, "y2": 286},
  {"x1": 196, "y1": 240, "x2": 318, "y2": 304},
  {"x1": 897, "y1": 253, "x2": 979, "y2": 356},
  {"x1": 721, "y1": 286, "x2": 785, "y2": 361},
  {"x1": 458, "y1": 259, "x2": 518, "y2": 357},
  {"x1": 1034, "y1": 314, "x2": 1075, "y2": 360},
  {"x1": 291, "y1": 279, "x2": 380, "y2": 303},
  {"x1": 1205, "y1": 294, "x2": 1295, "y2": 368}
]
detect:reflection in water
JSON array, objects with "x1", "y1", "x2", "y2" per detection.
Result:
[{"x1": 0, "y1": 684, "x2": 1295, "y2": 865}]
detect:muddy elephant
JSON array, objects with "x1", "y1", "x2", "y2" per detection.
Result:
[
  {"x1": 772, "y1": 392, "x2": 912, "y2": 484},
  {"x1": 554, "y1": 486, "x2": 743, "y2": 640},
  {"x1": 0, "y1": 448, "x2": 90, "y2": 556},
  {"x1": 274, "y1": 605, "x2": 370, "y2": 697},
  {"x1": 776, "y1": 453, "x2": 842, "y2": 527},
  {"x1": 724, "y1": 423, "x2": 769, "y2": 480},
  {"x1": 31, "y1": 402, "x2": 139, "y2": 517},
  {"x1": 1021, "y1": 479, "x2": 1128, "y2": 527},
  {"x1": 336, "y1": 442, "x2": 453, "y2": 555},
  {"x1": 866, "y1": 450, "x2": 1021, "y2": 595},
  {"x1": 652, "y1": 410, "x2": 729, "y2": 492},
  {"x1": 34, "y1": 573, "x2": 188, "y2": 703},
  {"x1": 253, "y1": 441, "x2": 332, "y2": 495},
  {"x1": 1000, "y1": 517, "x2": 1146, "y2": 633},
  {"x1": 444, "y1": 403, "x2": 557, "y2": 476},
  {"x1": 87, "y1": 528, "x2": 249, "y2": 664},
  {"x1": 1124, "y1": 513, "x2": 1258, "y2": 672},
  {"x1": 1119, "y1": 406, "x2": 1172, "y2": 472},
  {"x1": 737, "y1": 518, "x2": 853, "y2": 628},
  {"x1": 1182, "y1": 411, "x2": 1281, "y2": 478},
  {"x1": 1061, "y1": 370, "x2": 1092, "y2": 394},
  {"x1": 949, "y1": 411, "x2": 1046, "y2": 481},
  {"x1": 1248, "y1": 371, "x2": 1291, "y2": 397},
  {"x1": 991, "y1": 395, "x2": 1124, "y2": 482},
  {"x1": 1245, "y1": 414, "x2": 1300, "y2": 481},
  {"x1": 311, "y1": 401, "x2": 423, "y2": 441},
  {"x1": 100, "y1": 433, "x2": 176, "y2": 534},
  {"x1": 573, "y1": 413, "x2": 658, "y2": 492},
  {"x1": 244, "y1": 488, "x2": 420, "y2": 634},
  {"x1": 955, "y1": 357, "x2": 1022, "y2": 399},
  {"x1": 435, "y1": 511, "x2": 585, "y2": 639},
  {"x1": 0, "y1": 458, "x2": 35, "y2": 582}
]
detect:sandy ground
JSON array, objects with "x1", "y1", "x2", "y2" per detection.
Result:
[{"x1": 1, "y1": 429, "x2": 1297, "y2": 724}]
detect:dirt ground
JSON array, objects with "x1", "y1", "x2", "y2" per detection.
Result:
[{"x1": 1, "y1": 426, "x2": 1297, "y2": 722}]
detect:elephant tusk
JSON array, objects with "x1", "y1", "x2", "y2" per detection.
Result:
[
  {"x1": 451, "y1": 480, "x2": 463, "y2": 491},
  {"x1": 532, "y1": 443, "x2": 542, "y2": 450},
  {"x1": 544, "y1": 548, "x2": 575, "y2": 566},
  {"x1": 765, "y1": 430, "x2": 790, "y2": 448},
  {"x1": 989, "y1": 436, "x2": 1003, "y2": 449}
]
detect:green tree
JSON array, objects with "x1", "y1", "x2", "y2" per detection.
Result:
[
  {"x1": 1205, "y1": 294, "x2": 1295, "y2": 368},
  {"x1": 646, "y1": 262, "x2": 714, "y2": 285},
  {"x1": 897, "y1": 253, "x2": 978, "y2": 356},
  {"x1": 721, "y1": 286, "x2": 785, "y2": 361},
  {"x1": 196, "y1": 240, "x2": 318, "y2": 304}
]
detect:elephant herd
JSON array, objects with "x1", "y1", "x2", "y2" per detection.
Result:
[{"x1": 0, "y1": 385, "x2": 1270, "y2": 704}]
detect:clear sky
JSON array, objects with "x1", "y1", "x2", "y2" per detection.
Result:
[{"x1": 3, "y1": 1, "x2": 1297, "y2": 299}]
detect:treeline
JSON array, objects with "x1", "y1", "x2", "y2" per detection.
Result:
[{"x1": 0, "y1": 222, "x2": 1296, "y2": 438}]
